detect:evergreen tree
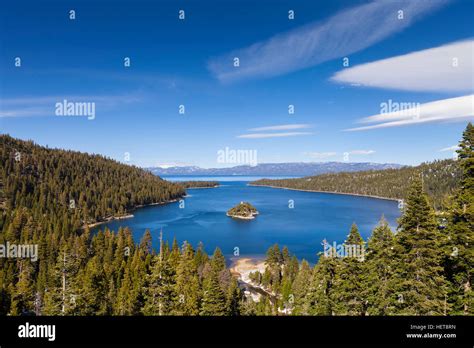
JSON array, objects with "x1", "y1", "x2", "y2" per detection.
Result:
[
  {"x1": 42, "y1": 246, "x2": 80, "y2": 315},
  {"x1": 174, "y1": 242, "x2": 200, "y2": 315},
  {"x1": 265, "y1": 244, "x2": 283, "y2": 292},
  {"x1": 363, "y1": 217, "x2": 397, "y2": 315},
  {"x1": 200, "y1": 249, "x2": 227, "y2": 315},
  {"x1": 291, "y1": 260, "x2": 311, "y2": 315},
  {"x1": 444, "y1": 123, "x2": 474, "y2": 314},
  {"x1": 304, "y1": 249, "x2": 339, "y2": 315},
  {"x1": 9, "y1": 260, "x2": 35, "y2": 315},
  {"x1": 142, "y1": 252, "x2": 176, "y2": 315},
  {"x1": 77, "y1": 256, "x2": 107, "y2": 315},
  {"x1": 225, "y1": 277, "x2": 241, "y2": 316},
  {"x1": 394, "y1": 177, "x2": 448, "y2": 315},
  {"x1": 200, "y1": 270, "x2": 226, "y2": 315},
  {"x1": 331, "y1": 224, "x2": 366, "y2": 315}
]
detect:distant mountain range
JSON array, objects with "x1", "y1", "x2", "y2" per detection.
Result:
[{"x1": 146, "y1": 162, "x2": 404, "y2": 177}]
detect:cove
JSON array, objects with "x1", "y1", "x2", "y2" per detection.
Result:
[{"x1": 92, "y1": 178, "x2": 400, "y2": 263}]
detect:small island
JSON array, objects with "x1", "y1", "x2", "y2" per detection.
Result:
[
  {"x1": 179, "y1": 181, "x2": 219, "y2": 189},
  {"x1": 226, "y1": 201, "x2": 259, "y2": 220}
]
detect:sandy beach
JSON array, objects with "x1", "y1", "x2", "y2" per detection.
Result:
[
  {"x1": 230, "y1": 257, "x2": 267, "y2": 283},
  {"x1": 83, "y1": 198, "x2": 180, "y2": 229}
]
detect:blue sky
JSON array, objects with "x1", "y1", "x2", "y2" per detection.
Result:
[{"x1": 1, "y1": 0, "x2": 473, "y2": 168}]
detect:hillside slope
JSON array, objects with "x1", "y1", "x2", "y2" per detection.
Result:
[
  {"x1": 0, "y1": 135, "x2": 185, "y2": 231},
  {"x1": 251, "y1": 159, "x2": 460, "y2": 210}
]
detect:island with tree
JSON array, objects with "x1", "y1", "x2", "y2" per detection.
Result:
[{"x1": 226, "y1": 201, "x2": 259, "y2": 220}]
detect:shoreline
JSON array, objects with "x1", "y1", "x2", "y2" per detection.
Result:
[
  {"x1": 185, "y1": 185, "x2": 219, "y2": 190},
  {"x1": 230, "y1": 257, "x2": 277, "y2": 303},
  {"x1": 248, "y1": 184, "x2": 400, "y2": 202},
  {"x1": 83, "y1": 198, "x2": 180, "y2": 229},
  {"x1": 226, "y1": 212, "x2": 256, "y2": 220},
  {"x1": 230, "y1": 257, "x2": 266, "y2": 285}
]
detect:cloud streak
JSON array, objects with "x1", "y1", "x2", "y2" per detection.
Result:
[
  {"x1": 304, "y1": 152, "x2": 337, "y2": 159},
  {"x1": 208, "y1": 0, "x2": 450, "y2": 82},
  {"x1": 439, "y1": 145, "x2": 459, "y2": 152},
  {"x1": 248, "y1": 124, "x2": 312, "y2": 132},
  {"x1": 348, "y1": 150, "x2": 376, "y2": 155},
  {"x1": 332, "y1": 40, "x2": 474, "y2": 92},
  {"x1": 345, "y1": 95, "x2": 474, "y2": 131},
  {"x1": 237, "y1": 132, "x2": 312, "y2": 139},
  {"x1": 0, "y1": 94, "x2": 141, "y2": 118}
]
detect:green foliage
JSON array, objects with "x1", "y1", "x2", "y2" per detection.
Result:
[
  {"x1": 443, "y1": 122, "x2": 474, "y2": 314},
  {"x1": 227, "y1": 201, "x2": 258, "y2": 218},
  {"x1": 178, "y1": 181, "x2": 219, "y2": 189},
  {"x1": 252, "y1": 159, "x2": 460, "y2": 210},
  {"x1": 1, "y1": 124, "x2": 472, "y2": 317},
  {"x1": 304, "y1": 252, "x2": 339, "y2": 315},
  {"x1": 0, "y1": 135, "x2": 242, "y2": 316},
  {"x1": 331, "y1": 224, "x2": 366, "y2": 315},
  {"x1": 0, "y1": 135, "x2": 185, "y2": 229},
  {"x1": 393, "y1": 177, "x2": 448, "y2": 315},
  {"x1": 363, "y1": 217, "x2": 397, "y2": 315}
]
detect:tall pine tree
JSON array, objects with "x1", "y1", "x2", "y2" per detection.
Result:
[
  {"x1": 331, "y1": 223, "x2": 366, "y2": 315},
  {"x1": 363, "y1": 217, "x2": 397, "y2": 315},
  {"x1": 394, "y1": 177, "x2": 447, "y2": 315},
  {"x1": 444, "y1": 122, "x2": 473, "y2": 314}
]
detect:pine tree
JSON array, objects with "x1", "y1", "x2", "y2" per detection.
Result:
[
  {"x1": 444, "y1": 122, "x2": 474, "y2": 314},
  {"x1": 115, "y1": 263, "x2": 135, "y2": 315},
  {"x1": 331, "y1": 223, "x2": 366, "y2": 315},
  {"x1": 77, "y1": 256, "x2": 107, "y2": 315},
  {"x1": 225, "y1": 277, "x2": 241, "y2": 315},
  {"x1": 304, "y1": 250, "x2": 339, "y2": 315},
  {"x1": 265, "y1": 244, "x2": 283, "y2": 292},
  {"x1": 42, "y1": 245, "x2": 80, "y2": 315},
  {"x1": 143, "y1": 237, "x2": 176, "y2": 315},
  {"x1": 9, "y1": 260, "x2": 35, "y2": 315},
  {"x1": 174, "y1": 242, "x2": 200, "y2": 315},
  {"x1": 139, "y1": 229, "x2": 153, "y2": 255},
  {"x1": 291, "y1": 259, "x2": 311, "y2": 315},
  {"x1": 394, "y1": 177, "x2": 448, "y2": 315},
  {"x1": 363, "y1": 217, "x2": 397, "y2": 315},
  {"x1": 200, "y1": 271, "x2": 226, "y2": 316},
  {"x1": 200, "y1": 249, "x2": 227, "y2": 315}
]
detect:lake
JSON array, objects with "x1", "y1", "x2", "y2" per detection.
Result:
[{"x1": 93, "y1": 176, "x2": 400, "y2": 263}]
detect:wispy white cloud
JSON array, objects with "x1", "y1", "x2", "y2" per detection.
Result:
[
  {"x1": 439, "y1": 145, "x2": 459, "y2": 152},
  {"x1": 237, "y1": 132, "x2": 312, "y2": 139},
  {"x1": 345, "y1": 95, "x2": 474, "y2": 131},
  {"x1": 248, "y1": 124, "x2": 312, "y2": 132},
  {"x1": 208, "y1": 0, "x2": 450, "y2": 82},
  {"x1": 332, "y1": 40, "x2": 474, "y2": 92},
  {"x1": 348, "y1": 150, "x2": 376, "y2": 155},
  {"x1": 0, "y1": 107, "x2": 51, "y2": 118},
  {"x1": 238, "y1": 124, "x2": 314, "y2": 139},
  {"x1": 1, "y1": 94, "x2": 141, "y2": 106},
  {"x1": 304, "y1": 151, "x2": 337, "y2": 159},
  {"x1": 0, "y1": 94, "x2": 141, "y2": 118}
]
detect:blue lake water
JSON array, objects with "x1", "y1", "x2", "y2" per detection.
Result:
[{"x1": 94, "y1": 177, "x2": 400, "y2": 263}]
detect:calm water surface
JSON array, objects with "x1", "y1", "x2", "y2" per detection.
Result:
[{"x1": 94, "y1": 177, "x2": 400, "y2": 263}]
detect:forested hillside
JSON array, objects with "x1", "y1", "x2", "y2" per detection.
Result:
[
  {"x1": 252, "y1": 159, "x2": 460, "y2": 210},
  {"x1": 0, "y1": 123, "x2": 472, "y2": 316},
  {"x1": 178, "y1": 181, "x2": 219, "y2": 189},
  {"x1": 0, "y1": 135, "x2": 185, "y2": 230},
  {"x1": 245, "y1": 124, "x2": 473, "y2": 315}
]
